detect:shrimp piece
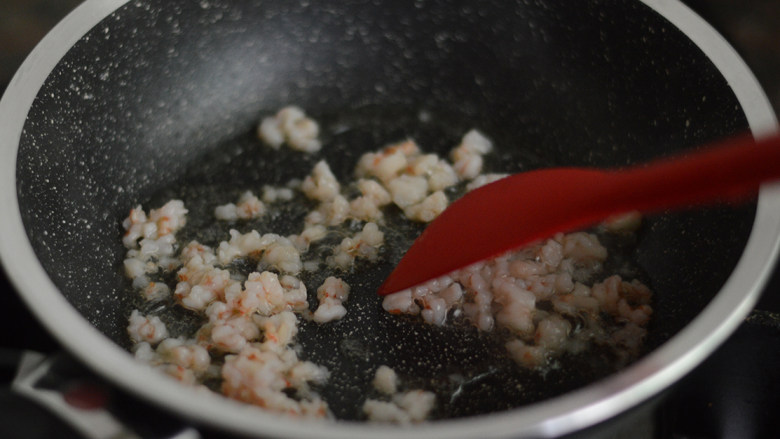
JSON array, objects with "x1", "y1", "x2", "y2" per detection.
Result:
[
  {"x1": 357, "y1": 178, "x2": 392, "y2": 206},
  {"x1": 312, "y1": 277, "x2": 350, "y2": 323},
  {"x1": 261, "y1": 184, "x2": 295, "y2": 203},
  {"x1": 403, "y1": 190, "x2": 448, "y2": 222},
  {"x1": 505, "y1": 339, "x2": 546, "y2": 369},
  {"x1": 305, "y1": 195, "x2": 350, "y2": 226},
  {"x1": 420, "y1": 295, "x2": 447, "y2": 326},
  {"x1": 149, "y1": 200, "x2": 188, "y2": 237},
  {"x1": 356, "y1": 149, "x2": 407, "y2": 183},
  {"x1": 158, "y1": 364, "x2": 198, "y2": 385},
  {"x1": 452, "y1": 153, "x2": 484, "y2": 180},
  {"x1": 206, "y1": 316, "x2": 260, "y2": 353},
  {"x1": 221, "y1": 345, "x2": 329, "y2": 416},
  {"x1": 385, "y1": 139, "x2": 421, "y2": 157},
  {"x1": 326, "y1": 222, "x2": 384, "y2": 269},
  {"x1": 280, "y1": 275, "x2": 308, "y2": 312},
  {"x1": 387, "y1": 175, "x2": 428, "y2": 209},
  {"x1": 602, "y1": 211, "x2": 642, "y2": 233},
  {"x1": 180, "y1": 241, "x2": 216, "y2": 265},
  {"x1": 216, "y1": 230, "x2": 278, "y2": 265},
  {"x1": 289, "y1": 224, "x2": 328, "y2": 252},
  {"x1": 363, "y1": 399, "x2": 412, "y2": 424},
  {"x1": 261, "y1": 237, "x2": 302, "y2": 274},
  {"x1": 302, "y1": 161, "x2": 340, "y2": 202},
  {"x1": 141, "y1": 280, "x2": 171, "y2": 302},
  {"x1": 450, "y1": 130, "x2": 492, "y2": 180},
  {"x1": 287, "y1": 361, "x2": 330, "y2": 391},
  {"x1": 349, "y1": 196, "x2": 384, "y2": 221},
  {"x1": 121, "y1": 200, "x2": 187, "y2": 250},
  {"x1": 122, "y1": 206, "x2": 148, "y2": 248},
  {"x1": 257, "y1": 106, "x2": 321, "y2": 153},
  {"x1": 127, "y1": 310, "x2": 169, "y2": 345},
  {"x1": 393, "y1": 390, "x2": 436, "y2": 422},
  {"x1": 372, "y1": 365, "x2": 399, "y2": 395},
  {"x1": 561, "y1": 232, "x2": 608, "y2": 263},
  {"x1": 174, "y1": 257, "x2": 233, "y2": 311},
  {"x1": 215, "y1": 191, "x2": 266, "y2": 221},
  {"x1": 157, "y1": 338, "x2": 211, "y2": 373},
  {"x1": 406, "y1": 153, "x2": 438, "y2": 176},
  {"x1": 242, "y1": 271, "x2": 286, "y2": 316},
  {"x1": 254, "y1": 311, "x2": 299, "y2": 350},
  {"x1": 382, "y1": 289, "x2": 420, "y2": 315},
  {"x1": 426, "y1": 159, "x2": 459, "y2": 192}
]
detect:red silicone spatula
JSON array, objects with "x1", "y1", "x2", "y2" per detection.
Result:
[{"x1": 377, "y1": 132, "x2": 780, "y2": 296}]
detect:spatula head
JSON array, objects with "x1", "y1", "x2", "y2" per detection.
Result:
[{"x1": 377, "y1": 168, "x2": 613, "y2": 295}]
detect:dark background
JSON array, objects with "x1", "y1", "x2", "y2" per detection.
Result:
[{"x1": 0, "y1": 1, "x2": 778, "y2": 438}]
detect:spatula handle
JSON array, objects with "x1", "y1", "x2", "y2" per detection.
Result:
[{"x1": 602, "y1": 133, "x2": 780, "y2": 215}]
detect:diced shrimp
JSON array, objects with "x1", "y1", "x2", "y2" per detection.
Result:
[
  {"x1": 157, "y1": 338, "x2": 211, "y2": 373},
  {"x1": 393, "y1": 390, "x2": 436, "y2": 422},
  {"x1": 255, "y1": 311, "x2": 299, "y2": 349},
  {"x1": 261, "y1": 238, "x2": 302, "y2": 274},
  {"x1": 363, "y1": 388, "x2": 435, "y2": 424},
  {"x1": 289, "y1": 224, "x2": 327, "y2": 252},
  {"x1": 505, "y1": 339, "x2": 546, "y2": 369},
  {"x1": 356, "y1": 148, "x2": 408, "y2": 183},
  {"x1": 278, "y1": 106, "x2": 321, "y2": 153},
  {"x1": 257, "y1": 116, "x2": 285, "y2": 149},
  {"x1": 305, "y1": 195, "x2": 350, "y2": 226},
  {"x1": 280, "y1": 275, "x2": 308, "y2": 312},
  {"x1": 421, "y1": 295, "x2": 447, "y2": 326},
  {"x1": 215, "y1": 191, "x2": 266, "y2": 221},
  {"x1": 384, "y1": 139, "x2": 420, "y2": 157},
  {"x1": 388, "y1": 175, "x2": 428, "y2": 208},
  {"x1": 207, "y1": 316, "x2": 260, "y2": 353},
  {"x1": 452, "y1": 153, "x2": 483, "y2": 180},
  {"x1": 591, "y1": 275, "x2": 622, "y2": 314},
  {"x1": 123, "y1": 257, "x2": 148, "y2": 278},
  {"x1": 382, "y1": 290, "x2": 420, "y2": 315},
  {"x1": 174, "y1": 257, "x2": 233, "y2": 311},
  {"x1": 349, "y1": 196, "x2": 384, "y2": 221},
  {"x1": 426, "y1": 159, "x2": 459, "y2": 191},
  {"x1": 149, "y1": 200, "x2": 188, "y2": 237},
  {"x1": 257, "y1": 106, "x2": 321, "y2": 153},
  {"x1": 216, "y1": 230, "x2": 284, "y2": 265},
  {"x1": 372, "y1": 365, "x2": 398, "y2": 395},
  {"x1": 127, "y1": 310, "x2": 169, "y2": 345},
  {"x1": 357, "y1": 179, "x2": 391, "y2": 206},
  {"x1": 261, "y1": 184, "x2": 295, "y2": 203},
  {"x1": 327, "y1": 222, "x2": 384, "y2": 269},
  {"x1": 220, "y1": 344, "x2": 329, "y2": 416},
  {"x1": 288, "y1": 361, "x2": 330, "y2": 389},
  {"x1": 403, "y1": 191, "x2": 448, "y2": 222},
  {"x1": 363, "y1": 399, "x2": 412, "y2": 424},
  {"x1": 302, "y1": 161, "x2": 340, "y2": 202},
  {"x1": 242, "y1": 271, "x2": 286, "y2": 316},
  {"x1": 406, "y1": 153, "x2": 438, "y2": 176},
  {"x1": 312, "y1": 277, "x2": 350, "y2": 323},
  {"x1": 561, "y1": 232, "x2": 608, "y2": 263},
  {"x1": 602, "y1": 211, "x2": 642, "y2": 233},
  {"x1": 535, "y1": 316, "x2": 571, "y2": 350},
  {"x1": 141, "y1": 281, "x2": 171, "y2": 302}
]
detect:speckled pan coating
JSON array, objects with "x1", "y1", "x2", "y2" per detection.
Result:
[{"x1": 1, "y1": 0, "x2": 779, "y2": 438}]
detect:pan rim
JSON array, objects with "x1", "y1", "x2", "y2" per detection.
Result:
[{"x1": 0, "y1": 0, "x2": 778, "y2": 438}]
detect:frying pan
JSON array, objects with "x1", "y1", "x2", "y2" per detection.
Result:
[{"x1": 1, "y1": 0, "x2": 778, "y2": 437}]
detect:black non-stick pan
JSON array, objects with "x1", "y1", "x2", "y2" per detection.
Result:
[{"x1": 1, "y1": 1, "x2": 778, "y2": 438}]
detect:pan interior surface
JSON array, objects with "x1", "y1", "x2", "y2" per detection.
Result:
[{"x1": 6, "y1": 0, "x2": 774, "y2": 436}]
